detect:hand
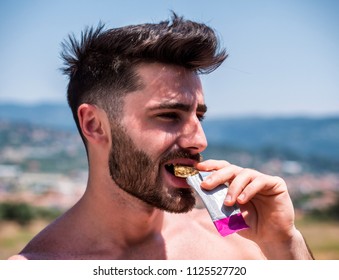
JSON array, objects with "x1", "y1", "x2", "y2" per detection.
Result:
[{"x1": 195, "y1": 159, "x2": 296, "y2": 244}]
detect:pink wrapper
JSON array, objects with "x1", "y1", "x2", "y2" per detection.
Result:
[{"x1": 214, "y1": 213, "x2": 249, "y2": 236}]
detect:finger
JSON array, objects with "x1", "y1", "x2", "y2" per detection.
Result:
[
  {"x1": 229, "y1": 172, "x2": 285, "y2": 205},
  {"x1": 200, "y1": 164, "x2": 243, "y2": 190},
  {"x1": 195, "y1": 159, "x2": 230, "y2": 171},
  {"x1": 237, "y1": 175, "x2": 287, "y2": 204},
  {"x1": 235, "y1": 175, "x2": 267, "y2": 205},
  {"x1": 224, "y1": 168, "x2": 258, "y2": 205}
]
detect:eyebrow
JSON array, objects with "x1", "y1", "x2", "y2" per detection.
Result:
[{"x1": 149, "y1": 102, "x2": 208, "y2": 113}]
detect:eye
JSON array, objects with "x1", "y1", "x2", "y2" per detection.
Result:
[{"x1": 157, "y1": 112, "x2": 181, "y2": 122}]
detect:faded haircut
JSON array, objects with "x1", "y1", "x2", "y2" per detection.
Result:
[{"x1": 60, "y1": 13, "x2": 227, "y2": 142}]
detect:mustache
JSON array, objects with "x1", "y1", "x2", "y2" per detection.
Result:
[{"x1": 159, "y1": 149, "x2": 202, "y2": 165}]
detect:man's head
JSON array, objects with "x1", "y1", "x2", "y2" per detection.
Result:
[
  {"x1": 61, "y1": 13, "x2": 227, "y2": 135},
  {"x1": 60, "y1": 13, "x2": 227, "y2": 212}
]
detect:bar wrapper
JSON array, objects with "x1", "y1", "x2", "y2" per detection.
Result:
[{"x1": 186, "y1": 171, "x2": 249, "y2": 236}]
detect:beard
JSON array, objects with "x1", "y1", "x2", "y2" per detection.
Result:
[{"x1": 108, "y1": 123, "x2": 200, "y2": 213}]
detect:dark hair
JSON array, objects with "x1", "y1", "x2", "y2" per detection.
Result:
[{"x1": 60, "y1": 13, "x2": 227, "y2": 141}]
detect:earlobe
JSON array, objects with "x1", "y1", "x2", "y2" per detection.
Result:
[{"x1": 78, "y1": 104, "x2": 109, "y2": 144}]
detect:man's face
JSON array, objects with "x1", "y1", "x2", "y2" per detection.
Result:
[{"x1": 108, "y1": 63, "x2": 208, "y2": 213}]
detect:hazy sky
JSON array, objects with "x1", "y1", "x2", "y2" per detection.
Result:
[{"x1": 0, "y1": 0, "x2": 338, "y2": 117}]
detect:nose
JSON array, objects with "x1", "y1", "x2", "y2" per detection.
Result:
[{"x1": 177, "y1": 116, "x2": 208, "y2": 154}]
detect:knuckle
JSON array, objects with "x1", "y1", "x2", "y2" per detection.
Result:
[
  {"x1": 241, "y1": 167, "x2": 258, "y2": 177},
  {"x1": 216, "y1": 159, "x2": 230, "y2": 167},
  {"x1": 273, "y1": 176, "x2": 286, "y2": 186}
]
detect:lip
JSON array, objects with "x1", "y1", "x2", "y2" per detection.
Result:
[{"x1": 163, "y1": 158, "x2": 198, "y2": 167}]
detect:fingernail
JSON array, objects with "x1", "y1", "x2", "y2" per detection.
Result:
[
  {"x1": 238, "y1": 193, "x2": 245, "y2": 202},
  {"x1": 225, "y1": 194, "x2": 232, "y2": 203},
  {"x1": 204, "y1": 177, "x2": 211, "y2": 184}
]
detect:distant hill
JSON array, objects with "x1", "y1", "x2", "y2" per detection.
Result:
[
  {"x1": 0, "y1": 103, "x2": 76, "y2": 130},
  {"x1": 1, "y1": 103, "x2": 339, "y2": 167},
  {"x1": 203, "y1": 117, "x2": 339, "y2": 161}
]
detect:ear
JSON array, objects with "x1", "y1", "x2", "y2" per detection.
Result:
[{"x1": 77, "y1": 104, "x2": 110, "y2": 145}]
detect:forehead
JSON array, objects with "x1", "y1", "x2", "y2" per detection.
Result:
[{"x1": 125, "y1": 63, "x2": 204, "y2": 109}]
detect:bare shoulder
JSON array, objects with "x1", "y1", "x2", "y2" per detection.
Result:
[
  {"x1": 17, "y1": 212, "x2": 78, "y2": 260},
  {"x1": 16, "y1": 221, "x2": 62, "y2": 259}
]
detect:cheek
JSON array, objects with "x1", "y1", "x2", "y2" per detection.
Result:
[
  {"x1": 121, "y1": 115, "x2": 178, "y2": 158},
  {"x1": 132, "y1": 129, "x2": 177, "y2": 157}
]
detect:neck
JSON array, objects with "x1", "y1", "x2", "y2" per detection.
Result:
[{"x1": 76, "y1": 175, "x2": 165, "y2": 247}]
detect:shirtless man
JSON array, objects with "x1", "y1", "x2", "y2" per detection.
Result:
[{"x1": 9, "y1": 14, "x2": 313, "y2": 260}]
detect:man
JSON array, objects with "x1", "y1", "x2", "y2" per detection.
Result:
[{"x1": 10, "y1": 14, "x2": 313, "y2": 260}]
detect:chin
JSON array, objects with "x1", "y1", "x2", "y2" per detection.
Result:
[{"x1": 156, "y1": 191, "x2": 196, "y2": 214}]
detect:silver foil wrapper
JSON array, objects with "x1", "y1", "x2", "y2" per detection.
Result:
[{"x1": 187, "y1": 171, "x2": 249, "y2": 236}]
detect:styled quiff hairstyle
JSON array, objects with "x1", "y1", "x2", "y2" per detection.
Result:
[{"x1": 60, "y1": 13, "x2": 227, "y2": 141}]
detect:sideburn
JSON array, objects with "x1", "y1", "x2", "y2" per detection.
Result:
[{"x1": 108, "y1": 122, "x2": 155, "y2": 193}]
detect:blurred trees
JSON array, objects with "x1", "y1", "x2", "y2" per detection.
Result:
[{"x1": 0, "y1": 202, "x2": 62, "y2": 225}]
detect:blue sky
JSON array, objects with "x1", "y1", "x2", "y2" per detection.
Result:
[{"x1": 0, "y1": 0, "x2": 338, "y2": 117}]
